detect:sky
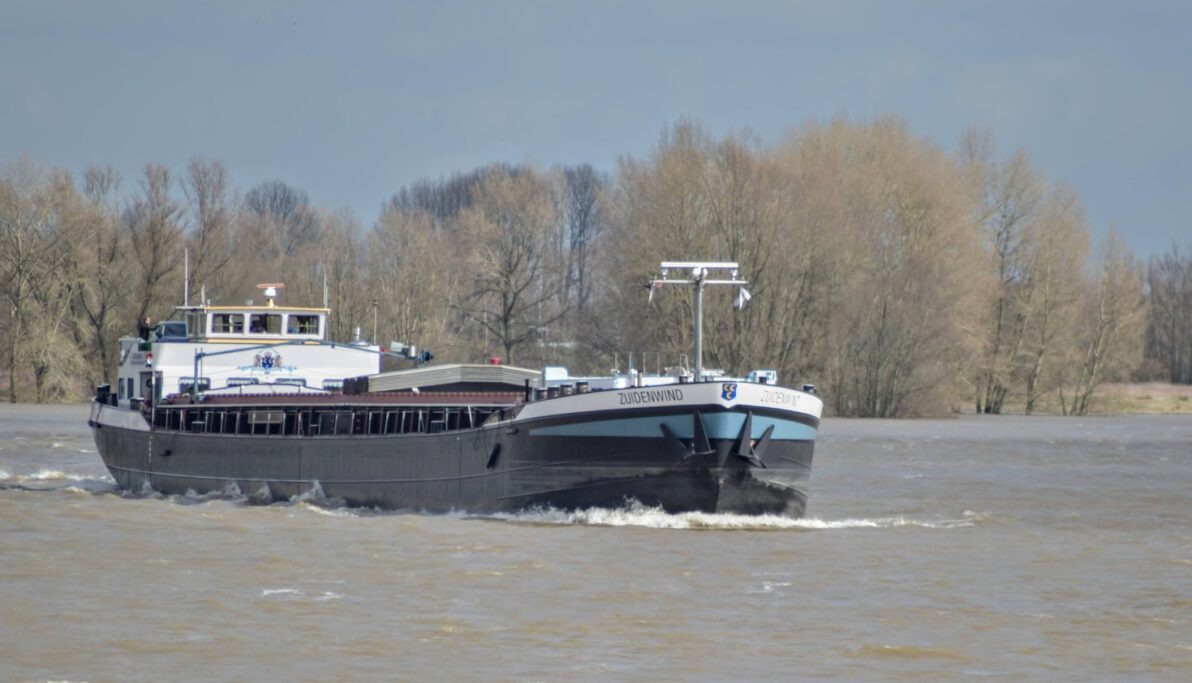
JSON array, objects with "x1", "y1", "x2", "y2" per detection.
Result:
[{"x1": 2, "y1": 0, "x2": 1189, "y2": 257}]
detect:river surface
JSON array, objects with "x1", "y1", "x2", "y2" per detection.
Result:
[{"x1": 2, "y1": 404, "x2": 1190, "y2": 682}]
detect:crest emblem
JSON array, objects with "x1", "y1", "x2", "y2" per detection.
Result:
[
  {"x1": 721, "y1": 383, "x2": 738, "y2": 401},
  {"x1": 255, "y1": 350, "x2": 281, "y2": 371},
  {"x1": 238, "y1": 350, "x2": 295, "y2": 376}
]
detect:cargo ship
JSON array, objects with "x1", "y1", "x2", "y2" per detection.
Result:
[{"x1": 89, "y1": 265, "x2": 823, "y2": 516}]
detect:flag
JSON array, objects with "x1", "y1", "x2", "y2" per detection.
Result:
[{"x1": 734, "y1": 287, "x2": 751, "y2": 310}]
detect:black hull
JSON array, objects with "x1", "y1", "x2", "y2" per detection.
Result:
[{"x1": 91, "y1": 403, "x2": 815, "y2": 517}]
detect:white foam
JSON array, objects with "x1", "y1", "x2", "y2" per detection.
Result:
[
  {"x1": 134, "y1": 479, "x2": 164, "y2": 499},
  {"x1": 290, "y1": 480, "x2": 326, "y2": 504},
  {"x1": 487, "y1": 502, "x2": 976, "y2": 530},
  {"x1": 296, "y1": 502, "x2": 359, "y2": 517},
  {"x1": 26, "y1": 469, "x2": 73, "y2": 481},
  {"x1": 172, "y1": 482, "x2": 250, "y2": 506},
  {"x1": 746, "y1": 580, "x2": 795, "y2": 594},
  {"x1": 259, "y1": 587, "x2": 344, "y2": 602},
  {"x1": 15, "y1": 469, "x2": 109, "y2": 485},
  {"x1": 250, "y1": 482, "x2": 272, "y2": 504},
  {"x1": 289, "y1": 481, "x2": 347, "y2": 510}
]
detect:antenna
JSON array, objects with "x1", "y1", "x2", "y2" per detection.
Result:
[
  {"x1": 256, "y1": 282, "x2": 284, "y2": 308},
  {"x1": 183, "y1": 247, "x2": 189, "y2": 306},
  {"x1": 649, "y1": 261, "x2": 748, "y2": 382}
]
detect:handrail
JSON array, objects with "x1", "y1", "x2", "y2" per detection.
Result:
[{"x1": 189, "y1": 339, "x2": 420, "y2": 400}]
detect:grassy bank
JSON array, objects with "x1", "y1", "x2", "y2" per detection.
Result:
[
  {"x1": 1085, "y1": 382, "x2": 1192, "y2": 415},
  {"x1": 995, "y1": 382, "x2": 1192, "y2": 416}
]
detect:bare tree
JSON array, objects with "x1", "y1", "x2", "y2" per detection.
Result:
[
  {"x1": 244, "y1": 180, "x2": 319, "y2": 259},
  {"x1": 557, "y1": 164, "x2": 608, "y2": 316},
  {"x1": 124, "y1": 164, "x2": 184, "y2": 323},
  {"x1": 602, "y1": 117, "x2": 983, "y2": 416},
  {"x1": 820, "y1": 119, "x2": 984, "y2": 416},
  {"x1": 67, "y1": 166, "x2": 129, "y2": 387},
  {"x1": 1144, "y1": 241, "x2": 1192, "y2": 383},
  {"x1": 1019, "y1": 188, "x2": 1089, "y2": 413},
  {"x1": 968, "y1": 147, "x2": 1044, "y2": 414},
  {"x1": 452, "y1": 168, "x2": 567, "y2": 364},
  {"x1": 367, "y1": 208, "x2": 459, "y2": 359},
  {"x1": 1061, "y1": 231, "x2": 1145, "y2": 415},
  {"x1": 0, "y1": 159, "x2": 57, "y2": 401},
  {"x1": 605, "y1": 120, "x2": 717, "y2": 367},
  {"x1": 385, "y1": 166, "x2": 509, "y2": 232},
  {"x1": 182, "y1": 159, "x2": 236, "y2": 303},
  {"x1": 0, "y1": 162, "x2": 91, "y2": 401},
  {"x1": 316, "y1": 211, "x2": 370, "y2": 343}
]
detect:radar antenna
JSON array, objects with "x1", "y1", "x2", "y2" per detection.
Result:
[
  {"x1": 256, "y1": 283, "x2": 285, "y2": 307},
  {"x1": 648, "y1": 261, "x2": 748, "y2": 382}
]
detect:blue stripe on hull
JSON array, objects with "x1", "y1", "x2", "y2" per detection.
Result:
[{"x1": 527, "y1": 412, "x2": 817, "y2": 440}]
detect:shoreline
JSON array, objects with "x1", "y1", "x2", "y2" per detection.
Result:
[{"x1": 3, "y1": 382, "x2": 1191, "y2": 417}]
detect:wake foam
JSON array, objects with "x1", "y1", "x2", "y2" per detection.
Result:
[
  {"x1": 483, "y1": 501, "x2": 977, "y2": 530},
  {"x1": 289, "y1": 481, "x2": 346, "y2": 510},
  {"x1": 0, "y1": 467, "x2": 116, "y2": 493},
  {"x1": 296, "y1": 501, "x2": 359, "y2": 517},
  {"x1": 259, "y1": 587, "x2": 344, "y2": 601}
]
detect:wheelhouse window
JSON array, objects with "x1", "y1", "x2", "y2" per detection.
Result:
[
  {"x1": 287, "y1": 314, "x2": 320, "y2": 335},
  {"x1": 179, "y1": 377, "x2": 211, "y2": 393},
  {"x1": 158, "y1": 321, "x2": 188, "y2": 340},
  {"x1": 322, "y1": 379, "x2": 344, "y2": 391},
  {"x1": 248, "y1": 313, "x2": 283, "y2": 334},
  {"x1": 211, "y1": 313, "x2": 244, "y2": 334}
]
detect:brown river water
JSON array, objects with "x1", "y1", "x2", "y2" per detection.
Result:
[{"x1": 2, "y1": 404, "x2": 1190, "y2": 681}]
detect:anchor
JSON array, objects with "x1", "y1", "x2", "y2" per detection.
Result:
[
  {"x1": 731, "y1": 411, "x2": 772, "y2": 468},
  {"x1": 660, "y1": 411, "x2": 715, "y2": 460}
]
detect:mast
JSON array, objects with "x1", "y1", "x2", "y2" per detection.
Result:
[
  {"x1": 650, "y1": 261, "x2": 748, "y2": 382},
  {"x1": 183, "y1": 247, "x2": 189, "y2": 306}
]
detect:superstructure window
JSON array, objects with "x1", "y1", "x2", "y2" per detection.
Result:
[
  {"x1": 248, "y1": 313, "x2": 283, "y2": 334},
  {"x1": 157, "y1": 321, "x2": 188, "y2": 340},
  {"x1": 212, "y1": 313, "x2": 244, "y2": 334},
  {"x1": 275, "y1": 377, "x2": 307, "y2": 387},
  {"x1": 227, "y1": 377, "x2": 259, "y2": 387},
  {"x1": 179, "y1": 377, "x2": 211, "y2": 394},
  {"x1": 287, "y1": 314, "x2": 320, "y2": 335}
]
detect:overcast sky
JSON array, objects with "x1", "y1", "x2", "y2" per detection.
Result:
[{"x1": 2, "y1": 0, "x2": 1188, "y2": 256}]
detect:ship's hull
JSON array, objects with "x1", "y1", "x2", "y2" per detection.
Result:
[{"x1": 89, "y1": 385, "x2": 820, "y2": 516}]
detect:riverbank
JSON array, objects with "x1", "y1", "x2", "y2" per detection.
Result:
[
  {"x1": 983, "y1": 382, "x2": 1192, "y2": 417},
  {"x1": 1080, "y1": 382, "x2": 1192, "y2": 415},
  {"x1": 5, "y1": 382, "x2": 1192, "y2": 416}
]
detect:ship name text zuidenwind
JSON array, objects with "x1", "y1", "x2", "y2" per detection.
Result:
[{"x1": 618, "y1": 388, "x2": 685, "y2": 405}]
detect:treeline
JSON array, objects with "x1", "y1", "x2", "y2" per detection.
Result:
[{"x1": 2, "y1": 118, "x2": 1188, "y2": 414}]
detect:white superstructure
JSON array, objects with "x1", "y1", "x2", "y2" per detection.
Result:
[{"x1": 112, "y1": 288, "x2": 379, "y2": 407}]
